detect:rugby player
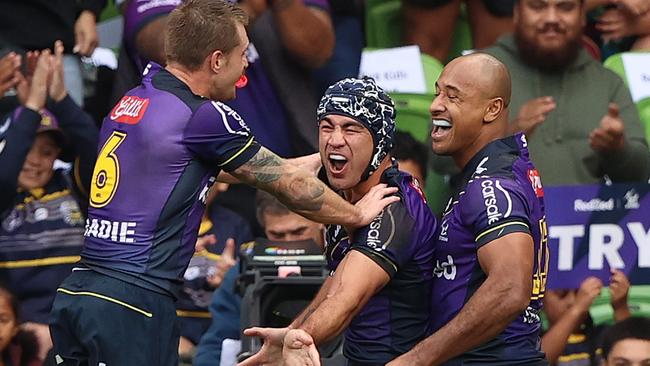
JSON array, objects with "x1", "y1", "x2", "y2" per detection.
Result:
[
  {"x1": 240, "y1": 77, "x2": 438, "y2": 366},
  {"x1": 388, "y1": 53, "x2": 549, "y2": 365},
  {"x1": 48, "y1": 1, "x2": 397, "y2": 365}
]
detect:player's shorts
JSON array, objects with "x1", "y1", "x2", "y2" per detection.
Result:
[
  {"x1": 403, "y1": 0, "x2": 515, "y2": 17},
  {"x1": 49, "y1": 269, "x2": 180, "y2": 366}
]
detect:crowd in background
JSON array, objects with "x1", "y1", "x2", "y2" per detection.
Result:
[{"x1": 0, "y1": 0, "x2": 649, "y2": 365}]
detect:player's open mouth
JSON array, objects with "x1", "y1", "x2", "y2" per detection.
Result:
[
  {"x1": 328, "y1": 153, "x2": 348, "y2": 174},
  {"x1": 432, "y1": 119, "x2": 452, "y2": 138}
]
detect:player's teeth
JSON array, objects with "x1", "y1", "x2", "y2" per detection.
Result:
[
  {"x1": 432, "y1": 119, "x2": 452, "y2": 128},
  {"x1": 329, "y1": 154, "x2": 347, "y2": 161}
]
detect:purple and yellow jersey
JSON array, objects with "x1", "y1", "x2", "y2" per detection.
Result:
[
  {"x1": 432, "y1": 134, "x2": 548, "y2": 365},
  {"x1": 325, "y1": 164, "x2": 437, "y2": 364},
  {"x1": 80, "y1": 63, "x2": 260, "y2": 298}
]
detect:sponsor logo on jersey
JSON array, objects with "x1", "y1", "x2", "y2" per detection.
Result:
[
  {"x1": 110, "y1": 96, "x2": 150, "y2": 124},
  {"x1": 474, "y1": 156, "x2": 489, "y2": 175},
  {"x1": 438, "y1": 220, "x2": 449, "y2": 242},
  {"x1": 409, "y1": 179, "x2": 427, "y2": 203},
  {"x1": 213, "y1": 101, "x2": 251, "y2": 136},
  {"x1": 433, "y1": 255, "x2": 456, "y2": 280},
  {"x1": 366, "y1": 210, "x2": 385, "y2": 250},
  {"x1": 481, "y1": 179, "x2": 513, "y2": 225},
  {"x1": 527, "y1": 169, "x2": 544, "y2": 198}
]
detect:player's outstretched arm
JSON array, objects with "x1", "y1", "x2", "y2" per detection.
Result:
[
  {"x1": 293, "y1": 250, "x2": 390, "y2": 344},
  {"x1": 387, "y1": 232, "x2": 534, "y2": 366},
  {"x1": 230, "y1": 146, "x2": 398, "y2": 227}
]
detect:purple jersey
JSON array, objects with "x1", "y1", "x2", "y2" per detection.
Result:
[
  {"x1": 325, "y1": 165, "x2": 437, "y2": 364},
  {"x1": 81, "y1": 62, "x2": 261, "y2": 298},
  {"x1": 432, "y1": 134, "x2": 548, "y2": 364}
]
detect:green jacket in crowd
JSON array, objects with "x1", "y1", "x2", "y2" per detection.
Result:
[{"x1": 484, "y1": 35, "x2": 650, "y2": 186}]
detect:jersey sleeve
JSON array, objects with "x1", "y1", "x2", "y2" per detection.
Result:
[
  {"x1": 184, "y1": 101, "x2": 261, "y2": 172},
  {"x1": 460, "y1": 177, "x2": 532, "y2": 248},
  {"x1": 349, "y1": 202, "x2": 416, "y2": 278}
]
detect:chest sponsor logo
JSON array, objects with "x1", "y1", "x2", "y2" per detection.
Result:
[
  {"x1": 481, "y1": 179, "x2": 512, "y2": 225},
  {"x1": 110, "y1": 96, "x2": 150, "y2": 124},
  {"x1": 433, "y1": 255, "x2": 457, "y2": 280},
  {"x1": 527, "y1": 169, "x2": 544, "y2": 198}
]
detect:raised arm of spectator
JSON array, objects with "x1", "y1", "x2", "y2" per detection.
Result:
[
  {"x1": 74, "y1": 0, "x2": 106, "y2": 56},
  {"x1": 270, "y1": 0, "x2": 334, "y2": 69},
  {"x1": 388, "y1": 232, "x2": 534, "y2": 366},
  {"x1": 588, "y1": 79, "x2": 650, "y2": 182},
  {"x1": 0, "y1": 52, "x2": 52, "y2": 212},
  {"x1": 541, "y1": 278, "x2": 603, "y2": 365},
  {"x1": 46, "y1": 41, "x2": 99, "y2": 197}
]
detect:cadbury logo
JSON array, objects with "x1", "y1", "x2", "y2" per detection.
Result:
[{"x1": 110, "y1": 96, "x2": 150, "y2": 124}]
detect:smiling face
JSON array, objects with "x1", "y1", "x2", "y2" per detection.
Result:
[
  {"x1": 17, "y1": 133, "x2": 61, "y2": 190},
  {"x1": 209, "y1": 22, "x2": 249, "y2": 101},
  {"x1": 514, "y1": 0, "x2": 584, "y2": 70},
  {"x1": 319, "y1": 114, "x2": 374, "y2": 191}
]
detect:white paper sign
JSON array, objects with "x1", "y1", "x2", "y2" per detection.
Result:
[
  {"x1": 359, "y1": 46, "x2": 427, "y2": 94},
  {"x1": 219, "y1": 338, "x2": 241, "y2": 366},
  {"x1": 622, "y1": 53, "x2": 650, "y2": 102}
]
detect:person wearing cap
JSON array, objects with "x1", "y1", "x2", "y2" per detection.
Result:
[
  {"x1": 240, "y1": 77, "x2": 438, "y2": 366},
  {"x1": 0, "y1": 42, "x2": 99, "y2": 361}
]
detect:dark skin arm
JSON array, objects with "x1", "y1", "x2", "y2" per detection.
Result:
[
  {"x1": 270, "y1": 0, "x2": 334, "y2": 68},
  {"x1": 387, "y1": 232, "x2": 534, "y2": 366}
]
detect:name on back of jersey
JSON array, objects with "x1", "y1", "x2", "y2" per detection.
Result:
[{"x1": 84, "y1": 218, "x2": 137, "y2": 243}]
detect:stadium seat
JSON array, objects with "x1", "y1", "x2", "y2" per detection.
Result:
[
  {"x1": 365, "y1": 0, "x2": 402, "y2": 48},
  {"x1": 590, "y1": 285, "x2": 650, "y2": 326},
  {"x1": 365, "y1": 0, "x2": 473, "y2": 60},
  {"x1": 636, "y1": 97, "x2": 650, "y2": 143}
]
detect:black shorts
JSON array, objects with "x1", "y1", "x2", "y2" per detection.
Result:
[
  {"x1": 404, "y1": 0, "x2": 515, "y2": 17},
  {"x1": 49, "y1": 269, "x2": 180, "y2": 366}
]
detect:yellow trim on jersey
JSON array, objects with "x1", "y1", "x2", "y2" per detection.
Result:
[
  {"x1": 218, "y1": 137, "x2": 254, "y2": 167},
  {"x1": 56, "y1": 288, "x2": 153, "y2": 318},
  {"x1": 475, "y1": 221, "x2": 529, "y2": 243},
  {"x1": 0, "y1": 256, "x2": 80, "y2": 268},
  {"x1": 20, "y1": 189, "x2": 71, "y2": 206},
  {"x1": 198, "y1": 218, "x2": 213, "y2": 236},
  {"x1": 557, "y1": 352, "x2": 590, "y2": 362},
  {"x1": 568, "y1": 334, "x2": 587, "y2": 344},
  {"x1": 176, "y1": 310, "x2": 212, "y2": 319}
]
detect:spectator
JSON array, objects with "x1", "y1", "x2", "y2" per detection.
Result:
[
  {"x1": 542, "y1": 270, "x2": 631, "y2": 365},
  {"x1": 393, "y1": 131, "x2": 429, "y2": 187},
  {"x1": 595, "y1": 5, "x2": 650, "y2": 51},
  {"x1": 403, "y1": 0, "x2": 515, "y2": 62},
  {"x1": 483, "y1": 0, "x2": 650, "y2": 186},
  {"x1": 0, "y1": 286, "x2": 40, "y2": 366},
  {"x1": 176, "y1": 182, "x2": 254, "y2": 361},
  {"x1": 0, "y1": 42, "x2": 98, "y2": 361},
  {"x1": 602, "y1": 316, "x2": 650, "y2": 366},
  {"x1": 0, "y1": 0, "x2": 106, "y2": 106},
  {"x1": 193, "y1": 190, "x2": 324, "y2": 366}
]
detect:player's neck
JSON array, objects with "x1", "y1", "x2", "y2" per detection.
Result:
[
  {"x1": 343, "y1": 157, "x2": 392, "y2": 203},
  {"x1": 455, "y1": 121, "x2": 508, "y2": 169},
  {"x1": 166, "y1": 63, "x2": 211, "y2": 98}
]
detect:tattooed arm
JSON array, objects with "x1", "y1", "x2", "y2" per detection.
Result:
[{"x1": 229, "y1": 146, "x2": 397, "y2": 227}]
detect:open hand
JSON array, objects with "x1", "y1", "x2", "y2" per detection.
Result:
[
  {"x1": 238, "y1": 327, "x2": 289, "y2": 366},
  {"x1": 509, "y1": 96, "x2": 556, "y2": 136},
  {"x1": 589, "y1": 103, "x2": 625, "y2": 153}
]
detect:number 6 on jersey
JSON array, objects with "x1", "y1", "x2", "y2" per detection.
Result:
[{"x1": 90, "y1": 131, "x2": 127, "y2": 208}]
